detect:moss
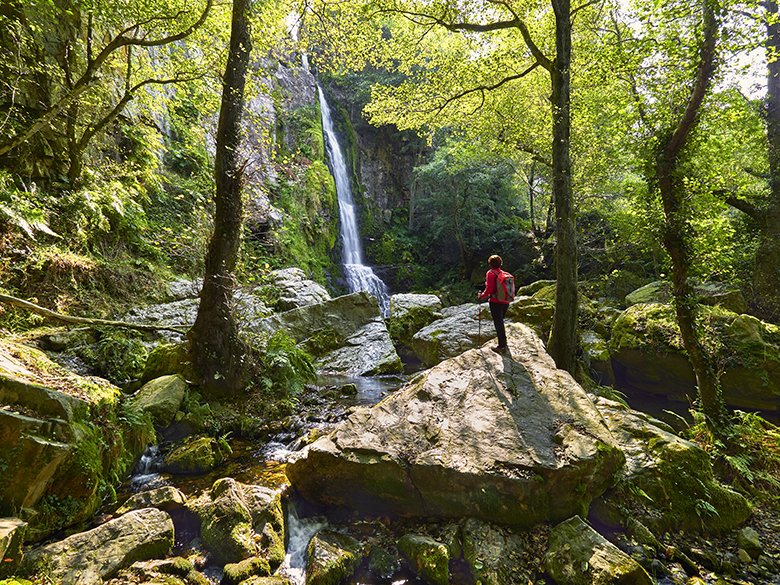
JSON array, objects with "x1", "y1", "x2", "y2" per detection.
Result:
[
  {"x1": 301, "y1": 328, "x2": 345, "y2": 357},
  {"x1": 141, "y1": 342, "x2": 193, "y2": 383},
  {"x1": 222, "y1": 557, "x2": 271, "y2": 585},
  {"x1": 163, "y1": 435, "x2": 225, "y2": 475}
]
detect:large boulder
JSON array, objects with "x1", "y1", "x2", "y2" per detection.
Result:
[
  {"x1": 0, "y1": 341, "x2": 153, "y2": 541},
  {"x1": 116, "y1": 485, "x2": 187, "y2": 515},
  {"x1": 129, "y1": 374, "x2": 187, "y2": 428},
  {"x1": 24, "y1": 507, "x2": 174, "y2": 584},
  {"x1": 162, "y1": 435, "x2": 228, "y2": 475},
  {"x1": 591, "y1": 397, "x2": 751, "y2": 534},
  {"x1": 397, "y1": 534, "x2": 449, "y2": 585},
  {"x1": 625, "y1": 280, "x2": 747, "y2": 314},
  {"x1": 610, "y1": 303, "x2": 780, "y2": 411},
  {"x1": 287, "y1": 324, "x2": 624, "y2": 527},
  {"x1": 251, "y1": 292, "x2": 402, "y2": 375},
  {"x1": 544, "y1": 515, "x2": 653, "y2": 585},
  {"x1": 191, "y1": 478, "x2": 284, "y2": 566},
  {"x1": 266, "y1": 267, "x2": 331, "y2": 310}
]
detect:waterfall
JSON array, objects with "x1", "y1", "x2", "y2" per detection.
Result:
[{"x1": 317, "y1": 86, "x2": 391, "y2": 315}]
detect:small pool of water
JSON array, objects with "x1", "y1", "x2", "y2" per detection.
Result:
[{"x1": 317, "y1": 373, "x2": 409, "y2": 406}]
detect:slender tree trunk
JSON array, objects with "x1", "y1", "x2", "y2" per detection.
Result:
[
  {"x1": 528, "y1": 161, "x2": 538, "y2": 234},
  {"x1": 655, "y1": 0, "x2": 725, "y2": 429},
  {"x1": 547, "y1": 0, "x2": 578, "y2": 375},
  {"x1": 188, "y1": 0, "x2": 251, "y2": 396}
]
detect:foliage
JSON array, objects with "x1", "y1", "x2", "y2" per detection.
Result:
[
  {"x1": 76, "y1": 328, "x2": 149, "y2": 386},
  {"x1": 246, "y1": 330, "x2": 317, "y2": 412},
  {"x1": 687, "y1": 410, "x2": 780, "y2": 505}
]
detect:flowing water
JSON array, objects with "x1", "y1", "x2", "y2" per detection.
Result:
[
  {"x1": 317, "y1": 85, "x2": 391, "y2": 315},
  {"x1": 278, "y1": 502, "x2": 329, "y2": 585}
]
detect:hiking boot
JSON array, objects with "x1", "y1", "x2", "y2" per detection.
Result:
[{"x1": 491, "y1": 346, "x2": 508, "y2": 355}]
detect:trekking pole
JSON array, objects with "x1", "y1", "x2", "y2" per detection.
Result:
[{"x1": 477, "y1": 300, "x2": 482, "y2": 344}]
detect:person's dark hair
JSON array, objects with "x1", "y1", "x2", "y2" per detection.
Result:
[{"x1": 488, "y1": 255, "x2": 502, "y2": 269}]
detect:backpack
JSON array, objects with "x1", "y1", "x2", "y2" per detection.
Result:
[{"x1": 494, "y1": 270, "x2": 515, "y2": 303}]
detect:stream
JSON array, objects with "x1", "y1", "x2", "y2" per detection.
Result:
[{"x1": 121, "y1": 374, "x2": 429, "y2": 585}]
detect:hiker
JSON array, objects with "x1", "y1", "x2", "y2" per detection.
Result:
[{"x1": 477, "y1": 254, "x2": 514, "y2": 354}]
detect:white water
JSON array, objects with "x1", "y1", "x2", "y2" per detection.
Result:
[
  {"x1": 317, "y1": 86, "x2": 391, "y2": 315},
  {"x1": 130, "y1": 445, "x2": 163, "y2": 491},
  {"x1": 277, "y1": 503, "x2": 328, "y2": 585}
]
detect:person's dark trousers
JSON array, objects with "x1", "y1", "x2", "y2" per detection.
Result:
[{"x1": 489, "y1": 301, "x2": 509, "y2": 348}]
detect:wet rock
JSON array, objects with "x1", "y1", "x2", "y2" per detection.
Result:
[
  {"x1": 163, "y1": 435, "x2": 228, "y2": 475},
  {"x1": 306, "y1": 530, "x2": 361, "y2": 585},
  {"x1": 116, "y1": 485, "x2": 187, "y2": 514},
  {"x1": 544, "y1": 515, "x2": 653, "y2": 585},
  {"x1": 591, "y1": 397, "x2": 751, "y2": 534},
  {"x1": 0, "y1": 517, "x2": 27, "y2": 578},
  {"x1": 239, "y1": 577, "x2": 293, "y2": 585},
  {"x1": 252, "y1": 292, "x2": 402, "y2": 375},
  {"x1": 192, "y1": 478, "x2": 284, "y2": 566},
  {"x1": 398, "y1": 534, "x2": 449, "y2": 585},
  {"x1": 389, "y1": 294, "x2": 443, "y2": 318},
  {"x1": 625, "y1": 280, "x2": 747, "y2": 314},
  {"x1": 288, "y1": 323, "x2": 624, "y2": 526},
  {"x1": 130, "y1": 374, "x2": 187, "y2": 427},
  {"x1": 24, "y1": 507, "x2": 173, "y2": 584},
  {"x1": 609, "y1": 303, "x2": 780, "y2": 411},
  {"x1": 266, "y1": 267, "x2": 331, "y2": 310},
  {"x1": 737, "y1": 526, "x2": 762, "y2": 559},
  {"x1": 222, "y1": 556, "x2": 271, "y2": 585}
]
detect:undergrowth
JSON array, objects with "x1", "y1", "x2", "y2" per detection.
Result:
[{"x1": 686, "y1": 410, "x2": 780, "y2": 507}]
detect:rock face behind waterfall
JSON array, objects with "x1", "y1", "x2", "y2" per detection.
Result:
[{"x1": 287, "y1": 323, "x2": 624, "y2": 526}]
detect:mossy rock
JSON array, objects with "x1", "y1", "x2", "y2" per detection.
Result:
[
  {"x1": 367, "y1": 545, "x2": 401, "y2": 580},
  {"x1": 0, "y1": 518, "x2": 26, "y2": 579},
  {"x1": 388, "y1": 305, "x2": 441, "y2": 348},
  {"x1": 222, "y1": 556, "x2": 271, "y2": 585},
  {"x1": 163, "y1": 435, "x2": 227, "y2": 475},
  {"x1": 130, "y1": 374, "x2": 187, "y2": 428},
  {"x1": 516, "y1": 279, "x2": 556, "y2": 296},
  {"x1": 625, "y1": 280, "x2": 747, "y2": 314},
  {"x1": 306, "y1": 530, "x2": 361, "y2": 585},
  {"x1": 397, "y1": 533, "x2": 449, "y2": 585},
  {"x1": 544, "y1": 516, "x2": 652, "y2": 585},
  {"x1": 592, "y1": 398, "x2": 752, "y2": 535},
  {"x1": 141, "y1": 342, "x2": 194, "y2": 384},
  {"x1": 609, "y1": 303, "x2": 780, "y2": 410}
]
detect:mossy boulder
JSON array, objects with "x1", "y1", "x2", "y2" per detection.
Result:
[
  {"x1": 388, "y1": 305, "x2": 442, "y2": 348},
  {"x1": 0, "y1": 518, "x2": 26, "y2": 578},
  {"x1": 192, "y1": 478, "x2": 284, "y2": 566},
  {"x1": 0, "y1": 341, "x2": 153, "y2": 541},
  {"x1": 389, "y1": 294, "x2": 443, "y2": 318},
  {"x1": 625, "y1": 280, "x2": 747, "y2": 314},
  {"x1": 130, "y1": 374, "x2": 187, "y2": 428},
  {"x1": 288, "y1": 324, "x2": 624, "y2": 527},
  {"x1": 582, "y1": 330, "x2": 615, "y2": 386},
  {"x1": 306, "y1": 530, "x2": 361, "y2": 585},
  {"x1": 162, "y1": 435, "x2": 228, "y2": 475},
  {"x1": 397, "y1": 534, "x2": 449, "y2": 585},
  {"x1": 591, "y1": 397, "x2": 751, "y2": 534},
  {"x1": 24, "y1": 507, "x2": 174, "y2": 584},
  {"x1": 609, "y1": 303, "x2": 780, "y2": 411},
  {"x1": 544, "y1": 515, "x2": 653, "y2": 585},
  {"x1": 140, "y1": 342, "x2": 193, "y2": 384},
  {"x1": 222, "y1": 556, "x2": 271, "y2": 585}
]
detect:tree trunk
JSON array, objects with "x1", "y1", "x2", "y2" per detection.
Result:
[
  {"x1": 188, "y1": 0, "x2": 251, "y2": 396},
  {"x1": 655, "y1": 0, "x2": 725, "y2": 429},
  {"x1": 547, "y1": 0, "x2": 578, "y2": 375},
  {"x1": 754, "y1": 0, "x2": 780, "y2": 320},
  {"x1": 528, "y1": 161, "x2": 538, "y2": 235}
]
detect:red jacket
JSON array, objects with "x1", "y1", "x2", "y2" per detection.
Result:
[{"x1": 479, "y1": 268, "x2": 510, "y2": 304}]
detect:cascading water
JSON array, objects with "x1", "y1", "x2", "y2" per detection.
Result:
[
  {"x1": 317, "y1": 86, "x2": 391, "y2": 315},
  {"x1": 277, "y1": 502, "x2": 328, "y2": 585}
]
